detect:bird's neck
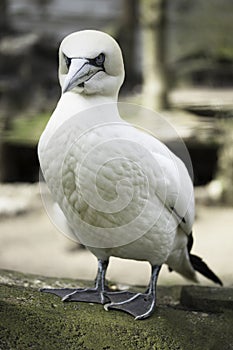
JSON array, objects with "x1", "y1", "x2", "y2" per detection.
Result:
[
  {"x1": 44, "y1": 91, "x2": 119, "y2": 137},
  {"x1": 61, "y1": 91, "x2": 118, "y2": 112},
  {"x1": 57, "y1": 91, "x2": 118, "y2": 119}
]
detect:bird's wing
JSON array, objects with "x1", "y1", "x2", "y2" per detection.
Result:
[
  {"x1": 152, "y1": 150, "x2": 195, "y2": 235},
  {"x1": 128, "y1": 125, "x2": 195, "y2": 236}
]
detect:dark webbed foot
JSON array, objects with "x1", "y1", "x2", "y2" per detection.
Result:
[
  {"x1": 105, "y1": 264, "x2": 161, "y2": 320},
  {"x1": 40, "y1": 287, "x2": 110, "y2": 304},
  {"x1": 62, "y1": 288, "x2": 110, "y2": 303},
  {"x1": 40, "y1": 262, "x2": 161, "y2": 320},
  {"x1": 40, "y1": 259, "x2": 110, "y2": 304},
  {"x1": 41, "y1": 288, "x2": 77, "y2": 299},
  {"x1": 105, "y1": 291, "x2": 156, "y2": 319}
]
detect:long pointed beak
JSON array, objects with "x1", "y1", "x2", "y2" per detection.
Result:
[{"x1": 62, "y1": 58, "x2": 103, "y2": 93}]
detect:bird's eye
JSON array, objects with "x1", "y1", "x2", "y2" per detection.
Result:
[
  {"x1": 64, "y1": 54, "x2": 71, "y2": 69},
  {"x1": 94, "y1": 53, "x2": 105, "y2": 66}
]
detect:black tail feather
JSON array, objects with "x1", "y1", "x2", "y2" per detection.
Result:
[
  {"x1": 189, "y1": 254, "x2": 223, "y2": 286},
  {"x1": 187, "y1": 232, "x2": 194, "y2": 253}
]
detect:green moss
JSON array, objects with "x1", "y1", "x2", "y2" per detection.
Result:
[
  {"x1": 2, "y1": 112, "x2": 50, "y2": 146},
  {"x1": 215, "y1": 46, "x2": 233, "y2": 61},
  {"x1": 0, "y1": 270, "x2": 233, "y2": 350},
  {"x1": 0, "y1": 284, "x2": 179, "y2": 350}
]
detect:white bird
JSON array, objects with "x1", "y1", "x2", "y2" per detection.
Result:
[{"x1": 38, "y1": 30, "x2": 222, "y2": 320}]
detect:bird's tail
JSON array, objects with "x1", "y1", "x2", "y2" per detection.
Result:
[
  {"x1": 167, "y1": 231, "x2": 223, "y2": 285},
  {"x1": 189, "y1": 253, "x2": 223, "y2": 286},
  {"x1": 187, "y1": 231, "x2": 222, "y2": 286}
]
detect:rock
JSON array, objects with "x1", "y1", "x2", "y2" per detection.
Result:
[
  {"x1": 0, "y1": 269, "x2": 233, "y2": 350},
  {"x1": 180, "y1": 285, "x2": 233, "y2": 312}
]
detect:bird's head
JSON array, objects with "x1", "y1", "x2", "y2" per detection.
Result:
[{"x1": 58, "y1": 30, "x2": 125, "y2": 98}]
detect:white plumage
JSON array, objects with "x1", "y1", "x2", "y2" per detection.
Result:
[{"x1": 38, "y1": 30, "x2": 221, "y2": 319}]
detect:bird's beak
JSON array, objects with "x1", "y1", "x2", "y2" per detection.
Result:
[{"x1": 62, "y1": 58, "x2": 103, "y2": 93}]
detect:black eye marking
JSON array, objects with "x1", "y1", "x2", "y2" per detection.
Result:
[
  {"x1": 89, "y1": 53, "x2": 105, "y2": 68},
  {"x1": 95, "y1": 53, "x2": 105, "y2": 66},
  {"x1": 64, "y1": 54, "x2": 71, "y2": 69}
]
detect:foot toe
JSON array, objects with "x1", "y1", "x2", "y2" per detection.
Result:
[
  {"x1": 40, "y1": 288, "x2": 77, "y2": 299},
  {"x1": 62, "y1": 289, "x2": 110, "y2": 304},
  {"x1": 40, "y1": 287, "x2": 110, "y2": 304}
]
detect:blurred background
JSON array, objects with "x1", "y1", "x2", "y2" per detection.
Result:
[{"x1": 0, "y1": 0, "x2": 232, "y2": 287}]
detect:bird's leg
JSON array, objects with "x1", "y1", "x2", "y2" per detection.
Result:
[
  {"x1": 40, "y1": 258, "x2": 110, "y2": 304},
  {"x1": 105, "y1": 265, "x2": 161, "y2": 320}
]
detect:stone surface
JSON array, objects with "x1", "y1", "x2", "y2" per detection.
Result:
[
  {"x1": 181, "y1": 285, "x2": 233, "y2": 312},
  {"x1": 0, "y1": 269, "x2": 233, "y2": 350}
]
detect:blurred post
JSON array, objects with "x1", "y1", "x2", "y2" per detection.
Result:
[
  {"x1": 35, "y1": 0, "x2": 51, "y2": 19},
  {"x1": 215, "y1": 123, "x2": 233, "y2": 205},
  {"x1": 0, "y1": 0, "x2": 10, "y2": 37},
  {"x1": 118, "y1": 0, "x2": 139, "y2": 91},
  {"x1": 140, "y1": 0, "x2": 169, "y2": 110},
  {"x1": 0, "y1": 0, "x2": 8, "y2": 181}
]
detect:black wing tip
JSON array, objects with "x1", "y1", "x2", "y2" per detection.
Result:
[{"x1": 190, "y1": 254, "x2": 223, "y2": 286}]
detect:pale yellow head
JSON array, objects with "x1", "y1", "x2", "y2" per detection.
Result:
[{"x1": 58, "y1": 30, "x2": 125, "y2": 97}]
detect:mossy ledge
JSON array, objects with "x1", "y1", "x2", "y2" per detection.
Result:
[{"x1": 0, "y1": 269, "x2": 232, "y2": 350}]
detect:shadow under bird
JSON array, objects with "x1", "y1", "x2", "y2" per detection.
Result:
[{"x1": 38, "y1": 30, "x2": 222, "y2": 320}]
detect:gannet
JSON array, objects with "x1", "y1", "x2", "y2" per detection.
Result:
[{"x1": 38, "y1": 30, "x2": 222, "y2": 320}]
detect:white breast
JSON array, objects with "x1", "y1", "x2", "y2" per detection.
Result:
[{"x1": 38, "y1": 102, "x2": 194, "y2": 266}]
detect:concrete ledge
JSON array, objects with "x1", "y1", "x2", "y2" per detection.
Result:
[
  {"x1": 0, "y1": 269, "x2": 233, "y2": 350},
  {"x1": 181, "y1": 285, "x2": 233, "y2": 312}
]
